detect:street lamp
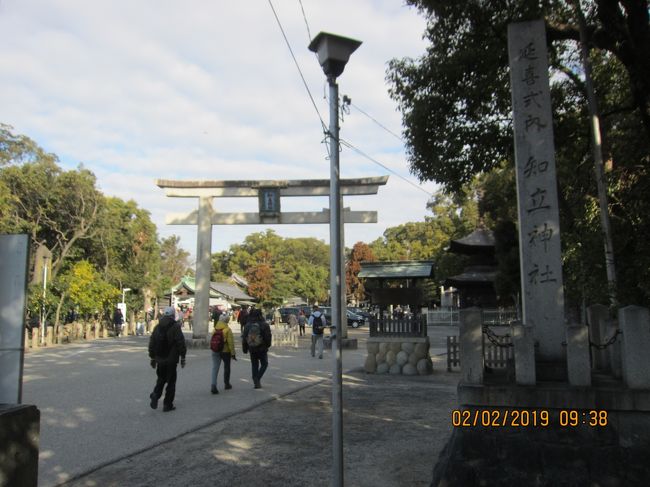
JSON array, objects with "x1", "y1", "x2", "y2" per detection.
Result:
[
  {"x1": 309, "y1": 31, "x2": 361, "y2": 487},
  {"x1": 121, "y1": 287, "x2": 132, "y2": 304},
  {"x1": 41, "y1": 255, "x2": 49, "y2": 345}
]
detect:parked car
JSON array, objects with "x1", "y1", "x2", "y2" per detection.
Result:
[
  {"x1": 319, "y1": 307, "x2": 367, "y2": 328},
  {"x1": 347, "y1": 307, "x2": 373, "y2": 320},
  {"x1": 278, "y1": 306, "x2": 311, "y2": 324}
]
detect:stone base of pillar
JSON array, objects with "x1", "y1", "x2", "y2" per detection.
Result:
[
  {"x1": 323, "y1": 337, "x2": 358, "y2": 350},
  {"x1": 535, "y1": 360, "x2": 567, "y2": 382},
  {"x1": 185, "y1": 337, "x2": 209, "y2": 349},
  {"x1": 0, "y1": 404, "x2": 40, "y2": 487}
]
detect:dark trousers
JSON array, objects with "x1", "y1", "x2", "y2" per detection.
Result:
[
  {"x1": 212, "y1": 352, "x2": 232, "y2": 387},
  {"x1": 153, "y1": 361, "x2": 178, "y2": 407},
  {"x1": 250, "y1": 350, "x2": 268, "y2": 384},
  {"x1": 299, "y1": 324, "x2": 305, "y2": 336}
]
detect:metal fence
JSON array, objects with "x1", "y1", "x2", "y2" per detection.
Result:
[
  {"x1": 428, "y1": 308, "x2": 518, "y2": 327},
  {"x1": 446, "y1": 328, "x2": 514, "y2": 371},
  {"x1": 369, "y1": 316, "x2": 427, "y2": 338}
]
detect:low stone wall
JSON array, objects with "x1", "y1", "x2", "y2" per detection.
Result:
[{"x1": 364, "y1": 336, "x2": 433, "y2": 375}]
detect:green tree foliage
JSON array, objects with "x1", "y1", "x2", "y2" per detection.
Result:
[
  {"x1": 59, "y1": 261, "x2": 120, "y2": 318},
  {"x1": 159, "y1": 235, "x2": 192, "y2": 293},
  {"x1": 388, "y1": 1, "x2": 650, "y2": 308},
  {"x1": 212, "y1": 230, "x2": 330, "y2": 306},
  {"x1": 370, "y1": 190, "x2": 478, "y2": 285},
  {"x1": 1, "y1": 125, "x2": 165, "y2": 322}
]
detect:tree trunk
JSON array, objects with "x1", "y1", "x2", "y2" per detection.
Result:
[{"x1": 54, "y1": 292, "x2": 66, "y2": 343}]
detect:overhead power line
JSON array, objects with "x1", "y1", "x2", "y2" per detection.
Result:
[
  {"x1": 347, "y1": 99, "x2": 404, "y2": 143},
  {"x1": 268, "y1": 0, "x2": 430, "y2": 197},
  {"x1": 267, "y1": 0, "x2": 326, "y2": 133},
  {"x1": 298, "y1": 0, "x2": 312, "y2": 42},
  {"x1": 339, "y1": 138, "x2": 433, "y2": 197}
]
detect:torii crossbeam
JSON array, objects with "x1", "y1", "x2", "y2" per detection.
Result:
[{"x1": 157, "y1": 177, "x2": 388, "y2": 339}]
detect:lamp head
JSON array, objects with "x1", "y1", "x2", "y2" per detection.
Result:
[{"x1": 308, "y1": 31, "x2": 362, "y2": 78}]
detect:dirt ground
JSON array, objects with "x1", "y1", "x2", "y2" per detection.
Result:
[{"x1": 61, "y1": 364, "x2": 459, "y2": 487}]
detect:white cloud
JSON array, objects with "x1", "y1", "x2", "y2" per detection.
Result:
[{"x1": 0, "y1": 0, "x2": 436, "y2": 257}]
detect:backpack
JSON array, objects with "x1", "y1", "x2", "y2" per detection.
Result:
[
  {"x1": 312, "y1": 314, "x2": 325, "y2": 334},
  {"x1": 154, "y1": 326, "x2": 171, "y2": 359},
  {"x1": 210, "y1": 328, "x2": 225, "y2": 352},
  {"x1": 246, "y1": 322, "x2": 264, "y2": 349}
]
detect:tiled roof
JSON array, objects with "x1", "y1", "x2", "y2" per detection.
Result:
[{"x1": 358, "y1": 261, "x2": 435, "y2": 279}]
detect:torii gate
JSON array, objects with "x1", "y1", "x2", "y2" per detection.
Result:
[{"x1": 157, "y1": 177, "x2": 389, "y2": 339}]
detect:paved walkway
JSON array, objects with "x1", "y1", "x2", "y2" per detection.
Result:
[{"x1": 54, "y1": 326, "x2": 460, "y2": 487}]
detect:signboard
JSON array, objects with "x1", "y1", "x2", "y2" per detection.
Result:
[
  {"x1": 259, "y1": 187, "x2": 280, "y2": 216},
  {"x1": 0, "y1": 234, "x2": 30, "y2": 404}
]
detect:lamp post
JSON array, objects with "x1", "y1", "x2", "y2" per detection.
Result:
[
  {"x1": 309, "y1": 31, "x2": 361, "y2": 487},
  {"x1": 121, "y1": 287, "x2": 131, "y2": 332},
  {"x1": 121, "y1": 287, "x2": 132, "y2": 304},
  {"x1": 41, "y1": 255, "x2": 48, "y2": 345}
]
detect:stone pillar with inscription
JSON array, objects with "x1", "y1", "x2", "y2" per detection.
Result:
[
  {"x1": 508, "y1": 19, "x2": 566, "y2": 368},
  {"x1": 433, "y1": 20, "x2": 650, "y2": 487}
]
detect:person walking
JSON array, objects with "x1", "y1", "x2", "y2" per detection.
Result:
[
  {"x1": 309, "y1": 305, "x2": 326, "y2": 359},
  {"x1": 237, "y1": 305, "x2": 249, "y2": 331},
  {"x1": 297, "y1": 310, "x2": 307, "y2": 336},
  {"x1": 241, "y1": 308, "x2": 272, "y2": 389},
  {"x1": 148, "y1": 306, "x2": 187, "y2": 412},
  {"x1": 113, "y1": 307, "x2": 123, "y2": 337},
  {"x1": 210, "y1": 313, "x2": 236, "y2": 394}
]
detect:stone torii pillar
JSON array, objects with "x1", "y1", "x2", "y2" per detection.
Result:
[{"x1": 157, "y1": 177, "x2": 388, "y2": 340}]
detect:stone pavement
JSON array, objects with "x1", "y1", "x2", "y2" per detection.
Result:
[{"x1": 59, "y1": 327, "x2": 460, "y2": 487}]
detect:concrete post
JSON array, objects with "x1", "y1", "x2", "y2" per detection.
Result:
[
  {"x1": 45, "y1": 326, "x2": 53, "y2": 347},
  {"x1": 459, "y1": 307, "x2": 483, "y2": 384},
  {"x1": 587, "y1": 304, "x2": 609, "y2": 371},
  {"x1": 193, "y1": 196, "x2": 213, "y2": 339},
  {"x1": 618, "y1": 306, "x2": 650, "y2": 388},
  {"x1": 566, "y1": 324, "x2": 591, "y2": 387},
  {"x1": 31, "y1": 332, "x2": 39, "y2": 349},
  {"x1": 511, "y1": 320, "x2": 536, "y2": 385}
]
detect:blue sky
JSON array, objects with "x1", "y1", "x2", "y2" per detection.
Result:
[{"x1": 0, "y1": 0, "x2": 437, "y2": 259}]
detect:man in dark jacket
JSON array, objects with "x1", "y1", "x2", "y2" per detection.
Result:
[
  {"x1": 241, "y1": 308, "x2": 272, "y2": 389},
  {"x1": 113, "y1": 307, "x2": 123, "y2": 337},
  {"x1": 148, "y1": 307, "x2": 187, "y2": 412}
]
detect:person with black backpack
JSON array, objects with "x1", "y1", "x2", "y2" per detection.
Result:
[
  {"x1": 210, "y1": 313, "x2": 236, "y2": 394},
  {"x1": 148, "y1": 306, "x2": 187, "y2": 412},
  {"x1": 241, "y1": 308, "x2": 272, "y2": 389},
  {"x1": 308, "y1": 305, "x2": 326, "y2": 359}
]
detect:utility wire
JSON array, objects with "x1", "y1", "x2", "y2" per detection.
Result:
[
  {"x1": 348, "y1": 100, "x2": 404, "y2": 143},
  {"x1": 267, "y1": 0, "x2": 326, "y2": 133},
  {"x1": 339, "y1": 138, "x2": 434, "y2": 197},
  {"x1": 298, "y1": 0, "x2": 312, "y2": 42},
  {"x1": 269, "y1": 0, "x2": 428, "y2": 196}
]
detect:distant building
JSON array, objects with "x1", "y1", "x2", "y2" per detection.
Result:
[
  {"x1": 444, "y1": 227, "x2": 497, "y2": 308},
  {"x1": 166, "y1": 275, "x2": 256, "y2": 310}
]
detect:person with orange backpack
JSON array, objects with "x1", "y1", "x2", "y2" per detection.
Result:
[{"x1": 210, "y1": 313, "x2": 236, "y2": 394}]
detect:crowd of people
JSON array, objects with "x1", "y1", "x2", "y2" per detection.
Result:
[{"x1": 146, "y1": 304, "x2": 286, "y2": 412}]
